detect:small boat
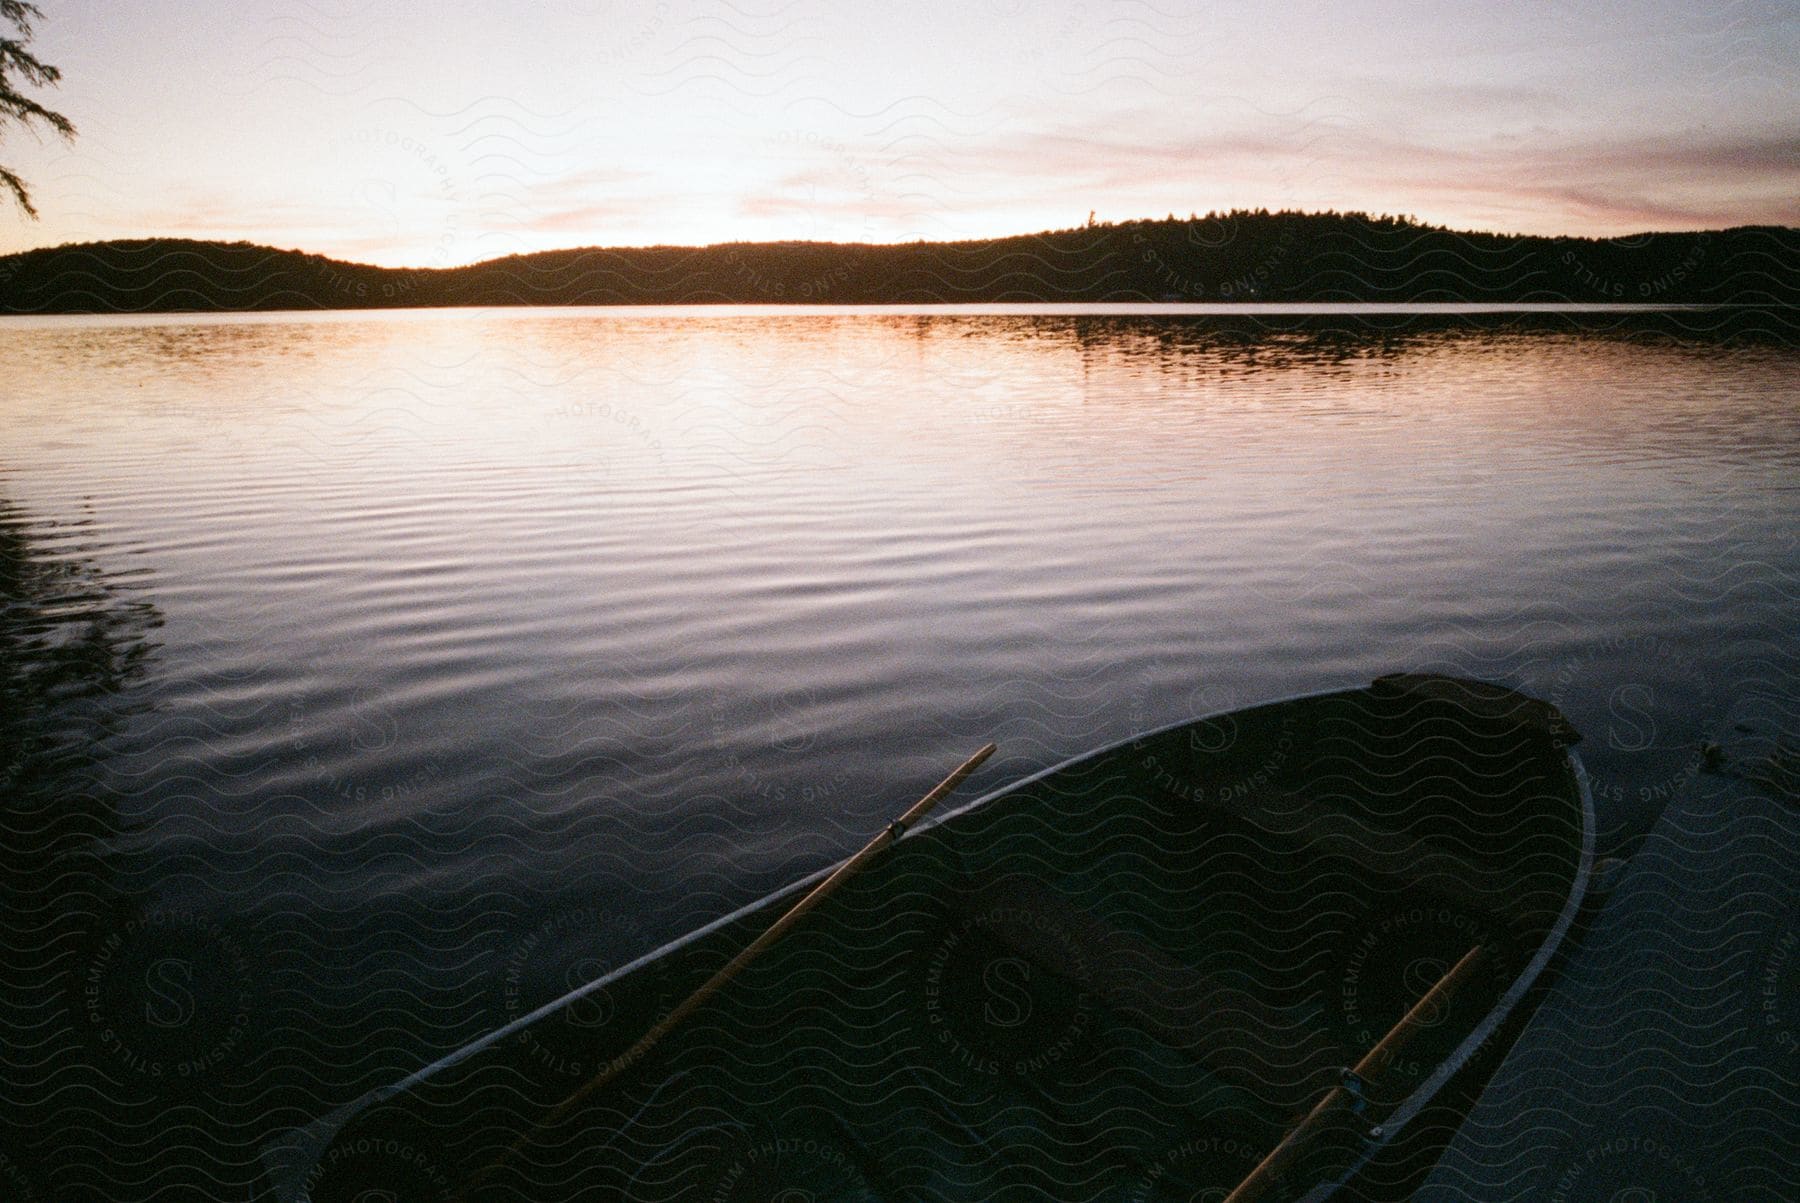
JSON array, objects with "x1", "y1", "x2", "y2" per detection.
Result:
[{"x1": 267, "y1": 674, "x2": 1593, "y2": 1202}]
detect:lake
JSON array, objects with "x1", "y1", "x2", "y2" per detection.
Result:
[{"x1": 1, "y1": 304, "x2": 1795, "y2": 1199}]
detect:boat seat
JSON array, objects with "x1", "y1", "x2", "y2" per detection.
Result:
[
  {"x1": 1189, "y1": 781, "x2": 1564, "y2": 928},
  {"x1": 949, "y1": 874, "x2": 1341, "y2": 1112}
]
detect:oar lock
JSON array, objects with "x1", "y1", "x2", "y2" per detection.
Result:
[{"x1": 1336, "y1": 1066, "x2": 1389, "y2": 1140}]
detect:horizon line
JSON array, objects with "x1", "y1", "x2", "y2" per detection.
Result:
[{"x1": 4, "y1": 209, "x2": 1791, "y2": 275}]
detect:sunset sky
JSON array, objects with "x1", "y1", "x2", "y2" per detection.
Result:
[{"x1": 1, "y1": 0, "x2": 1795, "y2": 266}]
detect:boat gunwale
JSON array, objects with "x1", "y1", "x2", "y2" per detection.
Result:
[
  {"x1": 1296, "y1": 748, "x2": 1595, "y2": 1201},
  {"x1": 262, "y1": 677, "x2": 1595, "y2": 1202}
]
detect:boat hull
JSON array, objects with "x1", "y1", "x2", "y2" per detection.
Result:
[{"x1": 269, "y1": 674, "x2": 1592, "y2": 1202}]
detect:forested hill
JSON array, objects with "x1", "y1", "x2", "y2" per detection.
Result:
[{"x1": 2, "y1": 212, "x2": 1795, "y2": 312}]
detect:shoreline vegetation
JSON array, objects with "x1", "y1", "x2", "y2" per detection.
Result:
[{"x1": 1, "y1": 210, "x2": 1795, "y2": 314}]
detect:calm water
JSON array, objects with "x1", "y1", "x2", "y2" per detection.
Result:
[{"x1": 1, "y1": 306, "x2": 1796, "y2": 1198}]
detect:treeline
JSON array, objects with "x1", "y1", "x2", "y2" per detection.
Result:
[{"x1": 1, "y1": 210, "x2": 1794, "y2": 312}]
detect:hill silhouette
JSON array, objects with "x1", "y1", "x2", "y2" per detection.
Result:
[{"x1": 1, "y1": 211, "x2": 1795, "y2": 313}]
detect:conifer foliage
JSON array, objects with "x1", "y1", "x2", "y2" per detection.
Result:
[{"x1": 1, "y1": 1, "x2": 75, "y2": 218}]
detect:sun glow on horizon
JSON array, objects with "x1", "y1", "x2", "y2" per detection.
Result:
[{"x1": 1, "y1": 1, "x2": 1795, "y2": 265}]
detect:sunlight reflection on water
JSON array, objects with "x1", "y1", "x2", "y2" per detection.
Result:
[{"x1": 0, "y1": 306, "x2": 1794, "y2": 1193}]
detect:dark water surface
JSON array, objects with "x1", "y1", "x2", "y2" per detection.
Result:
[{"x1": 1, "y1": 306, "x2": 1795, "y2": 1198}]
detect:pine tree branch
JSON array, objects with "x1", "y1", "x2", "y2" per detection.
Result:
[
  {"x1": 0, "y1": 3, "x2": 41, "y2": 39},
  {"x1": 0, "y1": 164, "x2": 36, "y2": 218},
  {"x1": 0, "y1": 89, "x2": 76, "y2": 138},
  {"x1": 1, "y1": 38, "x2": 65, "y2": 87},
  {"x1": 0, "y1": 0, "x2": 72, "y2": 218}
]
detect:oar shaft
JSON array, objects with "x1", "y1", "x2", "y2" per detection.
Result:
[
  {"x1": 1223, "y1": 942, "x2": 1487, "y2": 1203},
  {"x1": 575, "y1": 740, "x2": 995, "y2": 1101},
  {"x1": 1351, "y1": 942, "x2": 1485, "y2": 1080},
  {"x1": 463, "y1": 741, "x2": 996, "y2": 1199}
]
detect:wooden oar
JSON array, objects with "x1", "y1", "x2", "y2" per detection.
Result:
[
  {"x1": 461, "y1": 741, "x2": 997, "y2": 1199},
  {"x1": 1222, "y1": 942, "x2": 1488, "y2": 1203}
]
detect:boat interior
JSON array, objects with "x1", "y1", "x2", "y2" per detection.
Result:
[{"x1": 298, "y1": 676, "x2": 1589, "y2": 1202}]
